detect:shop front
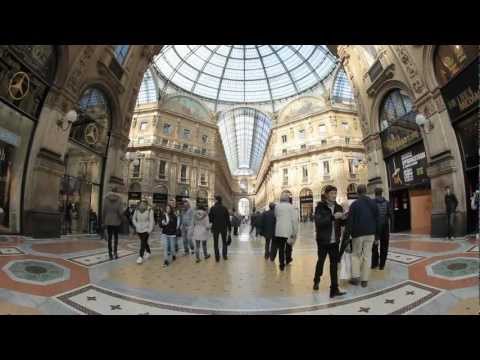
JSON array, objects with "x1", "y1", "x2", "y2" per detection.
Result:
[
  {"x1": 153, "y1": 189, "x2": 168, "y2": 221},
  {"x1": 299, "y1": 188, "x2": 313, "y2": 222},
  {"x1": 379, "y1": 89, "x2": 431, "y2": 234},
  {"x1": 0, "y1": 45, "x2": 56, "y2": 234},
  {"x1": 196, "y1": 189, "x2": 208, "y2": 209},
  {"x1": 437, "y1": 47, "x2": 479, "y2": 234}
]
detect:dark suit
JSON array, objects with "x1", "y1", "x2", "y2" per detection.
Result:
[{"x1": 209, "y1": 202, "x2": 232, "y2": 260}]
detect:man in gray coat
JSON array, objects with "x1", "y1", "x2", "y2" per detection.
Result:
[
  {"x1": 271, "y1": 193, "x2": 299, "y2": 271},
  {"x1": 181, "y1": 199, "x2": 195, "y2": 255},
  {"x1": 102, "y1": 187, "x2": 125, "y2": 260}
]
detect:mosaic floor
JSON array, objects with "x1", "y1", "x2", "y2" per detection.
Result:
[{"x1": 0, "y1": 224, "x2": 478, "y2": 315}]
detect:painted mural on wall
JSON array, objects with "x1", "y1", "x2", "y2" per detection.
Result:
[
  {"x1": 161, "y1": 95, "x2": 210, "y2": 122},
  {"x1": 279, "y1": 97, "x2": 326, "y2": 122}
]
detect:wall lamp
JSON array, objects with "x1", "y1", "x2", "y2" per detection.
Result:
[
  {"x1": 57, "y1": 109, "x2": 79, "y2": 132},
  {"x1": 415, "y1": 113, "x2": 434, "y2": 134}
]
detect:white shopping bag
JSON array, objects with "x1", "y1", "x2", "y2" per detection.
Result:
[{"x1": 339, "y1": 252, "x2": 352, "y2": 280}]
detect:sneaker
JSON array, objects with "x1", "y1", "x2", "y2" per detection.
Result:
[
  {"x1": 144, "y1": 252, "x2": 151, "y2": 260},
  {"x1": 361, "y1": 281, "x2": 368, "y2": 288},
  {"x1": 136, "y1": 257, "x2": 143, "y2": 264},
  {"x1": 205, "y1": 254, "x2": 211, "y2": 260}
]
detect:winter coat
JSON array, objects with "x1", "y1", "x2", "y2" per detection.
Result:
[
  {"x1": 274, "y1": 201, "x2": 298, "y2": 242},
  {"x1": 182, "y1": 207, "x2": 194, "y2": 228},
  {"x1": 132, "y1": 208, "x2": 155, "y2": 234},
  {"x1": 192, "y1": 209, "x2": 211, "y2": 241},
  {"x1": 261, "y1": 209, "x2": 276, "y2": 239},
  {"x1": 445, "y1": 194, "x2": 458, "y2": 214},
  {"x1": 161, "y1": 213, "x2": 177, "y2": 236},
  {"x1": 314, "y1": 201, "x2": 345, "y2": 245},
  {"x1": 209, "y1": 202, "x2": 231, "y2": 233},
  {"x1": 348, "y1": 195, "x2": 379, "y2": 238},
  {"x1": 102, "y1": 192, "x2": 124, "y2": 226}
]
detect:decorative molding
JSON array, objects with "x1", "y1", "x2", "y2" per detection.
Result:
[
  {"x1": 366, "y1": 63, "x2": 395, "y2": 97},
  {"x1": 393, "y1": 45, "x2": 426, "y2": 96},
  {"x1": 96, "y1": 60, "x2": 126, "y2": 94},
  {"x1": 66, "y1": 46, "x2": 95, "y2": 95}
]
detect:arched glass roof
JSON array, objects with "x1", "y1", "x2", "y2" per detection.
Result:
[
  {"x1": 332, "y1": 68, "x2": 354, "y2": 104},
  {"x1": 137, "y1": 69, "x2": 158, "y2": 105},
  {"x1": 153, "y1": 45, "x2": 338, "y2": 105},
  {"x1": 218, "y1": 107, "x2": 272, "y2": 176}
]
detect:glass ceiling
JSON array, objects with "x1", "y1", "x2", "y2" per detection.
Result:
[
  {"x1": 218, "y1": 107, "x2": 272, "y2": 176},
  {"x1": 153, "y1": 45, "x2": 338, "y2": 105}
]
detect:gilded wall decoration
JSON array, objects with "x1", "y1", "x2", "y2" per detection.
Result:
[{"x1": 393, "y1": 46, "x2": 425, "y2": 95}]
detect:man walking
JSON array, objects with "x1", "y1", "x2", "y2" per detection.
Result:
[
  {"x1": 261, "y1": 203, "x2": 276, "y2": 259},
  {"x1": 445, "y1": 186, "x2": 458, "y2": 240},
  {"x1": 313, "y1": 185, "x2": 347, "y2": 298},
  {"x1": 250, "y1": 208, "x2": 257, "y2": 236},
  {"x1": 271, "y1": 194, "x2": 298, "y2": 271},
  {"x1": 371, "y1": 188, "x2": 391, "y2": 270},
  {"x1": 348, "y1": 184, "x2": 378, "y2": 288},
  {"x1": 102, "y1": 187, "x2": 125, "y2": 260},
  {"x1": 181, "y1": 199, "x2": 195, "y2": 255},
  {"x1": 209, "y1": 196, "x2": 232, "y2": 262},
  {"x1": 231, "y1": 208, "x2": 240, "y2": 236}
]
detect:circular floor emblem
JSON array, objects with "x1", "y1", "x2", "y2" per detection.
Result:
[
  {"x1": 8, "y1": 72, "x2": 30, "y2": 100},
  {"x1": 426, "y1": 257, "x2": 479, "y2": 281},
  {"x1": 2, "y1": 260, "x2": 71, "y2": 286}
]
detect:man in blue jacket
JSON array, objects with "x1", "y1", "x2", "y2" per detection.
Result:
[{"x1": 348, "y1": 184, "x2": 379, "y2": 288}]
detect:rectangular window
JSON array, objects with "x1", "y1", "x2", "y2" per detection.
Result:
[
  {"x1": 200, "y1": 172, "x2": 207, "y2": 185},
  {"x1": 302, "y1": 165, "x2": 308, "y2": 182},
  {"x1": 323, "y1": 161, "x2": 330, "y2": 175},
  {"x1": 202, "y1": 134, "x2": 208, "y2": 144},
  {"x1": 201, "y1": 148, "x2": 207, "y2": 155},
  {"x1": 345, "y1": 137, "x2": 350, "y2": 144},
  {"x1": 138, "y1": 137, "x2": 144, "y2": 145},
  {"x1": 163, "y1": 123, "x2": 172, "y2": 135},
  {"x1": 282, "y1": 135, "x2": 287, "y2": 143},
  {"x1": 348, "y1": 159, "x2": 356, "y2": 175},
  {"x1": 301, "y1": 144, "x2": 306, "y2": 150},
  {"x1": 282, "y1": 149, "x2": 287, "y2": 155},
  {"x1": 318, "y1": 124, "x2": 326, "y2": 135},
  {"x1": 132, "y1": 159, "x2": 141, "y2": 178},
  {"x1": 283, "y1": 168, "x2": 288, "y2": 185},
  {"x1": 321, "y1": 139, "x2": 327, "y2": 145},
  {"x1": 342, "y1": 122, "x2": 349, "y2": 130},
  {"x1": 182, "y1": 143, "x2": 189, "y2": 151},
  {"x1": 182, "y1": 128, "x2": 191, "y2": 140},
  {"x1": 158, "y1": 160, "x2": 166, "y2": 179},
  {"x1": 140, "y1": 122, "x2": 148, "y2": 131},
  {"x1": 298, "y1": 129, "x2": 305, "y2": 140},
  {"x1": 162, "y1": 138, "x2": 169, "y2": 146},
  {"x1": 180, "y1": 165, "x2": 187, "y2": 183}
]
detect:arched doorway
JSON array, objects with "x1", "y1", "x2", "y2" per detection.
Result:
[
  {"x1": 299, "y1": 188, "x2": 313, "y2": 222},
  {"x1": 281, "y1": 190, "x2": 293, "y2": 204},
  {"x1": 238, "y1": 198, "x2": 250, "y2": 216},
  {"x1": 379, "y1": 89, "x2": 431, "y2": 234},
  {"x1": 60, "y1": 87, "x2": 112, "y2": 234},
  {"x1": 0, "y1": 46, "x2": 57, "y2": 234},
  {"x1": 434, "y1": 45, "x2": 478, "y2": 234},
  {"x1": 196, "y1": 189, "x2": 208, "y2": 209}
]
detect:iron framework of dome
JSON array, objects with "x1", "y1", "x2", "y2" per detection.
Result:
[{"x1": 152, "y1": 45, "x2": 338, "y2": 106}]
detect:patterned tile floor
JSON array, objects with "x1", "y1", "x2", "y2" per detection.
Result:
[{"x1": 0, "y1": 224, "x2": 478, "y2": 315}]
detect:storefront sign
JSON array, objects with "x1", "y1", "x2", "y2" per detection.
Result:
[
  {"x1": 386, "y1": 142, "x2": 429, "y2": 191},
  {"x1": 300, "y1": 196, "x2": 313, "y2": 203},
  {"x1": 380, "y1": 117, "x2": 421, "y2": 158},
  {"x1": 441, "y1": 59, "x2": 479, "y2": 123},
  {"x1": 0, "y1": 126, "x2": 20, "y2": 147},
  {"x1": 153, "y1": 193, "x2": 167, "y2": 204},
  {"x1": 128, "y1": 192, "x2": 141, "y2": 200}
]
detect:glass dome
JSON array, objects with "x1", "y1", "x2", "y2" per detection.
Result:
[{"x1": 153, "y1": 45, "x2": 338, "y2": 105}]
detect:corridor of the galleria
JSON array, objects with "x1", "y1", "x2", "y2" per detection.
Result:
[{"x1": 0, "y1": 45, "x2": 477, "y2": 315}]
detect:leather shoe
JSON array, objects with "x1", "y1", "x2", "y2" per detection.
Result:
[
  {"x1": 279, "y1": 265, "x2": 285, "y2": 271},
  {"x1": 330, "y1": 288, "x2": 347, "y2": 298},
  {"x1": 313, "y1": 283, "x2": 319, "y2": 291},
  {"x1": 349, "y1": 278, "x2": 360, "y2": 286},
  {"x1": 223, "y1": 256, "x2": 228, "y2": 260}
]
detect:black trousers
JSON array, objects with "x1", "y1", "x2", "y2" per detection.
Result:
[
  {"x1": 233, "y1": 226, "x2": 238, "y2": 236},
  {"x1": 286, "y1": 243, "x2": 293, "y2": 263},
  {"x1": 313, "y1": 242, "x2": 339, "y2": 289},
  {"x1": 447, "y1": 212, "x2": 455, "y2": 238},
  {"x1": 107, "y1": 225, "x2": 119, "y2": 256},
  {"x1": 372, "y1": 225, "x2": 389, "y2": 268},
  {"x1": 271, "y1": 237, "x2": 290, "y2": 266},
  {"x1": 264, "y1": 237, "x2": 272, "y2": 257},
  {"x1": 138, "y1": 232, "x2": 151, "y2": 257},
  {"x1": 213, "y1": 230, "x2": 228, "y2": 260}
]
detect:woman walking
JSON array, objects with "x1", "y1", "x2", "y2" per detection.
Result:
[
  {"x1": 132, "y1": 200, "x2": 155, "y2": 265},
  {"x1": 192, "y1": 205, "x2": 211, "y2": 263},
  {"x1": 161, "y1": 205, "x2": 177, "y2": 267}
]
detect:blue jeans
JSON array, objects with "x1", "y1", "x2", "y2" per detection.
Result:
[
  {"x1": 164, "y1": 235, "x2": 176, "y2": 263},
  {"x1": 182, "y1": 225, "x2": 195, "y2": 252}
]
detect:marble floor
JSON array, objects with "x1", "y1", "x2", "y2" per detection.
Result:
[{"x1": 0, "y1": 224, "x2": 478, "y2": 315}]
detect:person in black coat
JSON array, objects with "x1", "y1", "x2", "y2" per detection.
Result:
[
  {"x1": 209, "y1": 195, "x2": 232, "y2": 262},
  {"x1": 444, "y1": 186, "x2": 458, "y2": 240},
  {"x1": 313, "y1": 185, "x2": 347, "y2": 298},
  {"x1": 371, "y1": 188, "x2": 392, "y2": 270},
  {"x1": 260, "y1": 203, "x2": 276, "y2": 259}
]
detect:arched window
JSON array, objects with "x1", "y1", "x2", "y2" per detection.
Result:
[
  {"x1": 434, "y1": 45, "x2": 478, "y2": 87},
  {"x1": 72, "y1": 87, "x2": 111, "y2": 153},
  {"x1": 114, "y1": 45, "x2": 129, "y2": 65},
  {"x1": 379, "y1": 89, "x2": 414, "y2": 131},
  {"x1": 332, "y1": 68, "x2": 354, "y2": 104},
  {"x1": 137, "y1": 68, "x2": 158, "y2": 105},
  {"x1": 238, "y1": 198, "x2": 250, "y2": 216}
]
